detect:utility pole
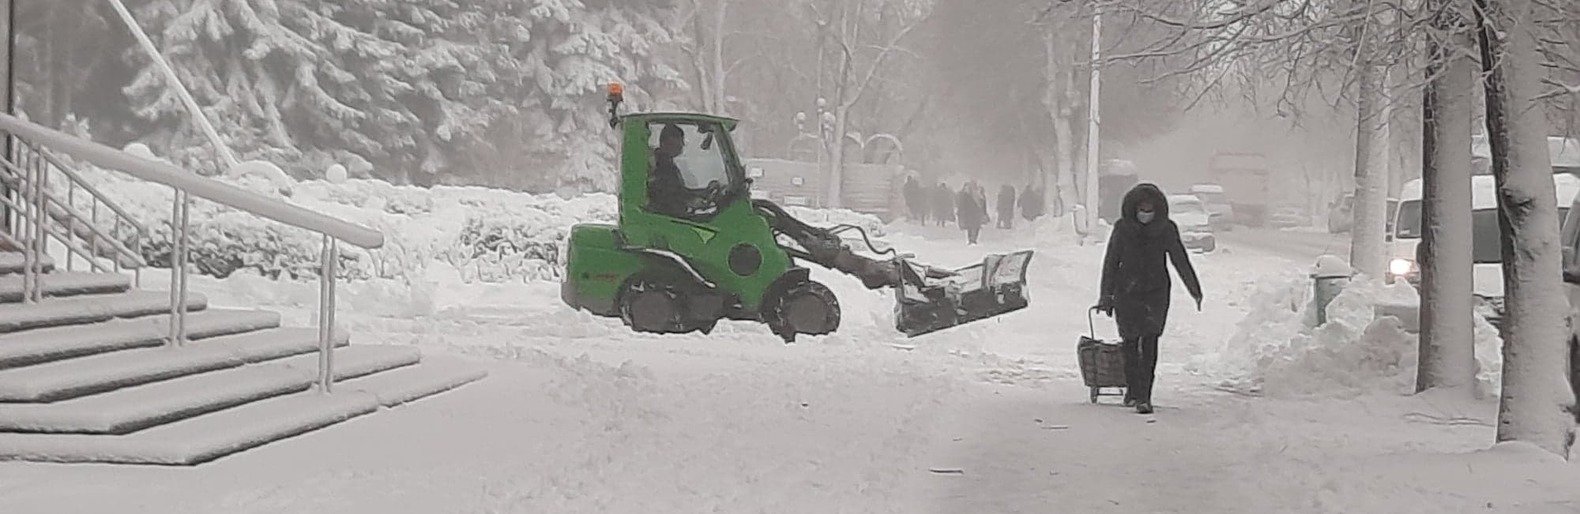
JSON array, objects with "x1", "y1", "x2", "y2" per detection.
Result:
[{"x1": 1084, "y1": 8, "x2": 1102, "y2": 234}]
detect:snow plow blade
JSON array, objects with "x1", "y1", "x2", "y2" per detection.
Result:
[{"x1": 894, "y1": 250, "x2": 1034, "y2": 337}]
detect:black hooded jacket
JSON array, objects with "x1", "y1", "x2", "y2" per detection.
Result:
[{"x1": 1099, "y1": 183, "x2": 1203, "y2": 339}]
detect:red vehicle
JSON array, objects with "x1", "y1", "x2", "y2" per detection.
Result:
[{"x1": 1208, "y1": 153, "x2": 1271, "y2": 227}]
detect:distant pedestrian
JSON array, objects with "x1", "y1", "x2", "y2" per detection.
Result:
[
  {"x1": 932, "y1": 183, "x2": 954, "y2": 227},
  {"x1": 957, "y1": 183, "x2": 985, "y2": 245},
  {"x1": 1022, "y1": 183, "x2": 1045, "y2": 222},
  {"x1": 997, "y1": 184, "x2": 1017, "y2": 229},
  {"x1": 904, "y1": 175, "x2": 928, "y2": 224}
]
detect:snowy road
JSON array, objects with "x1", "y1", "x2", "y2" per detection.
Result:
[
  {"x1": 1, "y1": 218, "x2": 1575, "y2": 513},
  {"x1": 1219, "y1": 227, "x2": 1353, "y2": 264}
]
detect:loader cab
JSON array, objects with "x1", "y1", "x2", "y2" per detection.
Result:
[{"x1": 620, "y1": 115, "x2": 750, "y2": 222}]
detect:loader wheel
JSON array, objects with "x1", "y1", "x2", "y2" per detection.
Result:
[
  {"x1": 765, "y1": 280, "x2": 841, "y2": 342},
  {"x1": 619, "y1": 277, "x2": 688, "y2": 334}
]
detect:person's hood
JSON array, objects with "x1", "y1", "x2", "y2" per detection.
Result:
[{"x1": 1120, "y1": 183, "x2": 1170, "y2": 224}]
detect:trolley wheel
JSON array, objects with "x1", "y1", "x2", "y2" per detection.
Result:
[{"x1": 1089, "y1": 387, "x2": 1100, "y2": 404}]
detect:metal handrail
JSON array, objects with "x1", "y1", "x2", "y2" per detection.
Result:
[
  {"x1": 34, "y1": 145, "x2": 152, "y2": 242},
  {"x1": 0, "y1": 164, "x2": 146, "y2": 271},
  {"x1": 0, "y1": 114, "x2": 383, "y2": 395},
  {"x1": 0, "y1": 114, "x2": 384, "y2": 249}
]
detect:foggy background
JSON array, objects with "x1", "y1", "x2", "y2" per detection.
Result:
[{"x1": 11, "y1": 0, "x2": 1577, "y2": 209}]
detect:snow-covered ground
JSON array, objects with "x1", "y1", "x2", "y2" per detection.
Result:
[{"x1": 1, "y1": 208, "x2": 1575, "y2": 513}]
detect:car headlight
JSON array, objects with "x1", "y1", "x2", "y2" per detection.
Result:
[{"x1": 1389, "y1": 258, "x2": 1416, "y2": 278}]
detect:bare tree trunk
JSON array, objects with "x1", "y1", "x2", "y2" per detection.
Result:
[
  {"x1": 1350, "y1": 59, "x2": 1392, "y2": 277},
  {"x1": 1418, "y1": 7, "x2": 1479, "y2": 393},
  {"x1": 1475, "y1": 0, "x2": 1577, "y2": 457}
]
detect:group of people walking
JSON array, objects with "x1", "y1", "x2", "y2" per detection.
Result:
[{"x1": 902, "y1": 176, "x2": 1051, "y2": 245}]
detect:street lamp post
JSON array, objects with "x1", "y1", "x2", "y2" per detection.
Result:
[{"x1": 1084, "y1": 7, "x2": 1102, "y2": 238}]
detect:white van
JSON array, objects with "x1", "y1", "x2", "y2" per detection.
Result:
[{"x1": 1391, "y1": 171, "x2": 1580, "y2": 325}]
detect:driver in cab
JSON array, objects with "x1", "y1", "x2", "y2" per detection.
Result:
[{"x1": 650, "y1": 124, "x2": 699, "y2": 217}]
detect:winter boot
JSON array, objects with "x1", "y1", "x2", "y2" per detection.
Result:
[
  {"x1": 1135, "y1": 402, "x2": 1154, "y2": 414},
  {"x1": 1123, "y1": 397, "x2": 1137, "y2": 408}
]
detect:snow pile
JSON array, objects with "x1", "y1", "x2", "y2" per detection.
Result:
[{"x1": 1200, "y1": 270, "x2": 1512, "y2": 398}]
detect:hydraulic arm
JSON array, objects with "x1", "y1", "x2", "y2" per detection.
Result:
[{"x1": 752, "y1": 200, "x2": 1035, "y2": 337}]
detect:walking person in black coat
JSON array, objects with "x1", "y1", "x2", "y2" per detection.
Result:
[
  {"x1": 1094, "y1": 183, "x2": 1203, "y2": 414},
  {"x1": 932, "y1": 183, "x2": 954, "y2": 227},
  {"x1": 997, "y1": 184, "x2": 1017, "y2": 229},
  {"x1": 956, "y1": 182, "x2": 985, "y2": 245},
  {"x1": 904, "y1": 175, "x2": 928, "y2": 224}
]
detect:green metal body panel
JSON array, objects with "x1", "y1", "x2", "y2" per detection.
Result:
[
  {"x1": 562, "y1": 112, "x2": 794, "y2": 316},
  {"x1": 561, "y1": 223, "x2": 643, "y2": 316}
]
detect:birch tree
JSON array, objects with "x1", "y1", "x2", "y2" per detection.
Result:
[
  {"x1": 1474, "y1": 0, "x2": 1577, "y2": 457},
  {"x1": 804, "y1": 0, "x2": 932, "y2": 208},
  {"x1": 1417, "y1": 0, "x2": 1479, "y2": 393}
]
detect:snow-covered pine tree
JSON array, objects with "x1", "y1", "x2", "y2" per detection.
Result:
[{"x1": 123, "y1": 0, "x2": 682, "y2": 191}]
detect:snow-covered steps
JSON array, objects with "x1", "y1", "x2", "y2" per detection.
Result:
[
  {"x1": 0, "y1": 345, "x2": 420, "y2": 434},
  {"x1": 0, "y1": 290, "x2": 208, "y2": 333},
  {"x1": 0, "y1": 253, "x2": 54, "y2": 275},
  {"x1": 0, "y1": 390, "x2": 381, "y2": 465},
  {"x1": 0, "y1": 309, "x2": 282, "y2": 370},
  {"x1": 338, "y1": 354, "x2": 488, "y2": 407},
  {"x1": 0, "y1": 327, "x2": 349, "y2": 402},
  {"x1": 0, "y1": 271, "x2": 132, "y2": 302},
  {"x1": 0, "y1": 350, "x2": 488, "y2": 465}
]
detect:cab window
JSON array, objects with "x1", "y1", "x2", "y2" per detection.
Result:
[{"x1": 645, "y1": 121, "x2": 739, "y2": 219}]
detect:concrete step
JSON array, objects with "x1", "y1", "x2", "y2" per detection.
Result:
[
  {"x1": 0, "y1": 327, "x2": 349, "y2": 402},
  {"x1": 338, "y1": 354, "x2": 488, "y2": 407},
  {"x1": 0, "y1": 350, "x2": 488, "y2": 464},
  {"x1": 0, "y1": 252, "x2": 54, "y2": 275},
  {"x1": 0, "y1": 271, "x2": 132, "y2": 302},
  {"x1": 0, "y1": 345, "x2": 421, "y2": 434},
  {"x1": 0, "y1": 390, "x2": 381, "y2": 465},
  {"x1": 0, "y1": 290, "x2": 208, "y2": 334},
  {"x1": 0, "y1": 309, "x2": 281, "y2": 370}
]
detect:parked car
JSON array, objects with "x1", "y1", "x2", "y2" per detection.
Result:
[
  {"x1": 1189, "y1": 184, "x2": 1234, "y2": 232},
  {"x1": 1559, "y1": 197, "x2": 1580, "y2": 391},
  {"x1": 1269, "y1": 206, "x2": 1308, "y2": 229},
  {"x1": 1168, "y1": 194, "x2": 1217, "y2": 252}
]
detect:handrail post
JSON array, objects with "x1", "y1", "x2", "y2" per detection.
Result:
[
  {"x1": 167, "y1": 188, "x2": 190, "y2": 346},
  {"x1": 16, "y1": 139, "x2": 34, "y2": 304},
  {"x1": 317, "y1": 235, "x2": 338, "y2": 393},
  {"x1": 29, "y1": 145, "x2": 45, "y2": 303}
]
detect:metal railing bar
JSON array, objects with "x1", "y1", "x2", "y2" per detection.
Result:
[{"x1": 0, "y1": 114, "x2": 383, "y2": 249}]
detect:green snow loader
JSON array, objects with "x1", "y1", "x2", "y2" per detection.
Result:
[{"x1": 559, "y1": 84, "x2": 1034, "y2": 342}]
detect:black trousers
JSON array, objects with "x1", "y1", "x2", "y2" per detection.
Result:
[
  {"x1": 1122, "y1": 335, "x2": 1160, "y2": 403},
  {"x1": 965, "y1": 226, "x2": 981, "y2": 244}
]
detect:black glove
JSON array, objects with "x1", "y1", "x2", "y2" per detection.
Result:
[{"x1": 1094, "y1": 298, "x2": 1115, "y2": 317}]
